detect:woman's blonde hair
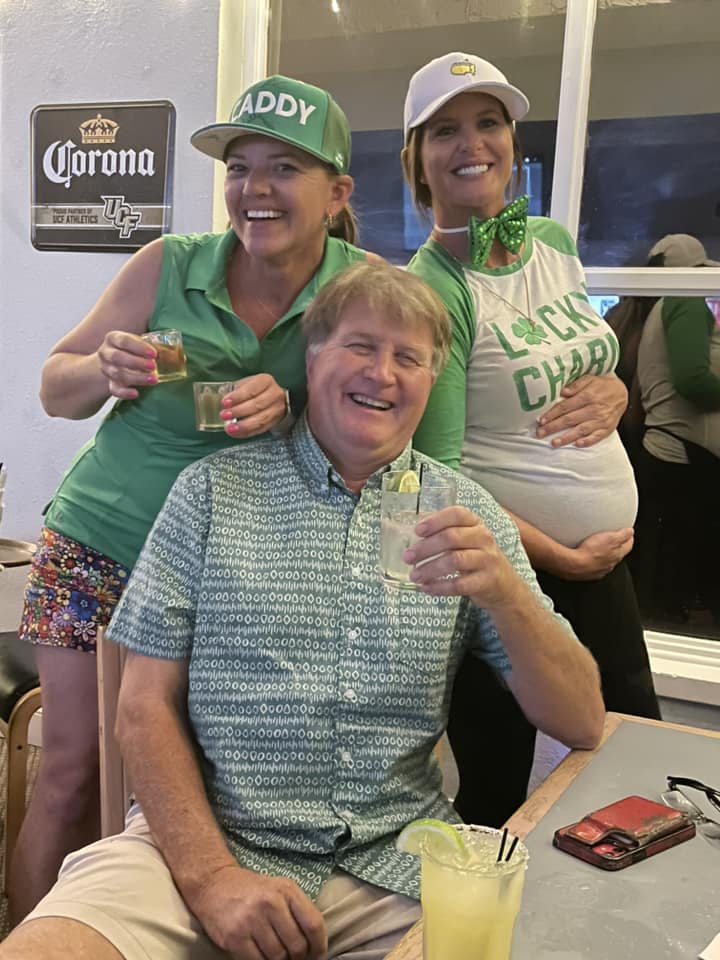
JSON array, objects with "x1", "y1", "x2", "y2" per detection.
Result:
[
  {"x1": 328, "y1": 203, "x2": 358, "y2": 244},
  {"x1": 302, "y1": 261, "x2": 451, "y2": 377}
]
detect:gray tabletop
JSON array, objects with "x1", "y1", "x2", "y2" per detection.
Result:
[{"x1": 512, "y1": 721, "x2": 719, "y2": 959}]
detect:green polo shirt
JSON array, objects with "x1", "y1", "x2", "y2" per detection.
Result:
[{"x1": 45, "y1": 230, "x2": 366, "y2": 569}]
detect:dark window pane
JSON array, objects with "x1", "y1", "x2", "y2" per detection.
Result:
[
  {"x1": 602, "y1": 290, "x2": 720, "y2": 641},
  {"x1": 579, "y1": 0, "x2": 720, "y2": 266}
]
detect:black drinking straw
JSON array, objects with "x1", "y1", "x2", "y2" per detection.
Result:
[
  {"x1": 496, "y1": 827, "x2": 508, "y2": 862},
  {"x1": 505, "y1": 835, "x2": 520, "y2": 862},
  {"x1": 417, "y1": 462, "x2": 425, "y2": 514}
]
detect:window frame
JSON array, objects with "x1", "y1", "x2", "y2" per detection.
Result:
[{"x1": 554, "y1": 0, "x2": 720, "y2": 298}]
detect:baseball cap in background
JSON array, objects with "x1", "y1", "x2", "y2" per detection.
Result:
[
  {"x1": 191, "y1": 75, "x2": 351, "y2": 174},
  {"x1": 648, "y1": 233, "x2": 720, "y2": 267},
  {"x1": 403, "y1": 51, "x2": 530, "y2": 141}
]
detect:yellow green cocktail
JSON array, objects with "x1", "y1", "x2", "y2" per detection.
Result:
[{"x1": 399, "y1": 821, "x2": 528, "y2": 960}]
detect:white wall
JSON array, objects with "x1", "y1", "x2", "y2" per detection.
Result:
[{"x1": 0, "y1": 0, "x2": 222, "y2": 621}]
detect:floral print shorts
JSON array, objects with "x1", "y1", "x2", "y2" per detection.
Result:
[{"x1": 19, "y1": 528, "x2": 129, "y2": 654}]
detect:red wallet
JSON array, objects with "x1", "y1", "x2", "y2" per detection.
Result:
[{"x1": 553, "y1": 795, "x2": 696, "y2": 870}]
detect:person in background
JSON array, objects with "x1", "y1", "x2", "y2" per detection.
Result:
[
  {"x1": 12, "y1": 73, "x2": 376, "y2": 923},
  {"x1": 602, "y1": 291, "x2": 658, "y2": 465},
  {"x1": 401, "y1": 51, "x2": 660, "y2": 826},
  {"x1": 0, "y1": 262, "x2": 604, "y2": 960},
  {"x1": 633, "y1": 233, "x2": 720, "y2": 625}
]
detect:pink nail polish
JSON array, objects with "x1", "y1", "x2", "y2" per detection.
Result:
[{"x1": 147, "y1": 375, "x2": 158, "y2": 384}]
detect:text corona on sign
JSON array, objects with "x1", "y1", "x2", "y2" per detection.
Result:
[{"x1": 42, "y1": 139, "x2": 156, "y2": 189}]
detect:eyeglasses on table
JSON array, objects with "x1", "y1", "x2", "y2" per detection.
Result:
[{"x1": 661, "y1": 776, "x2": 720, "y2": 843}]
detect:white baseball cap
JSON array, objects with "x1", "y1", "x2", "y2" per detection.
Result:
[
  {"x1": 648, "y1": 234, "x2": 720, "y2": 267},
  {"x1": 403, "y1": 52, "x2": 530, "y2": 142}
]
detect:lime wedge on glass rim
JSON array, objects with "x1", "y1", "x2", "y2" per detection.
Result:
[
  {"x1": 396, "y1": 818, "x2": 466, "y2": 858},
  {"x1": 388, "y1": 469, "x2": 421, "y2": 494}
]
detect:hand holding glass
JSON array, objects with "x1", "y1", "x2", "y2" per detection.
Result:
[
  {"x1": 193, "y1": 381, "x2": 235, "y2": 432},
  {"x1": 141, "y1": 329, "x2": 187, "y2": 382},
  {"x1": 379, "y1": 469, "x2": 456, "y2": 589}
]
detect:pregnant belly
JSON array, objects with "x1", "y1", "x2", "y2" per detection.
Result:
[{"x1": 461, "y1": 433, "x2": 638, "y2": 548}]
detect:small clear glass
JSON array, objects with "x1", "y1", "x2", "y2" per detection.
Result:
[
  {"x1": 193, "y1": 381, "x2": 234, "y2": 432},
  {"x1": 141, "y1": 328, "x2": 187, "y2": 383}
]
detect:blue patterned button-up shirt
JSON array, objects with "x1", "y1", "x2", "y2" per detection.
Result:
[{"x1": 108, "y1": 416, "x2": 570, "y2": 900}]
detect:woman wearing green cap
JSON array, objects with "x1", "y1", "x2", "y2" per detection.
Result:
[
  {"x1": 12, "y1": 74, "x2": 372, "y2": 922},
  {"x1": 400, "y1": 52, "x2": 660, "y2": 827}
]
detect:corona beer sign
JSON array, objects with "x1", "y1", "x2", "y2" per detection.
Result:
[{"x1": 31, "y1": 100, "x2": 175, "y2": 251}]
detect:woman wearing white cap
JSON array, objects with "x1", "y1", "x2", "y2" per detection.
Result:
[
  {"x1": 12, "y1": 74, "x2": 373, "y2": 921},
  {"x1": 401, "y1": 52, "x2": 660, "y2": 826}
]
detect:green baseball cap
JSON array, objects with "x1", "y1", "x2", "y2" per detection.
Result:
[{"x1": 191, "y1": 75, "x2": 351, "y2": 174}]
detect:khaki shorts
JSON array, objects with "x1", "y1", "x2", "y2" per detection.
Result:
[{"x1": 26, "y1": 805, "x2": 420, "y2": 960}]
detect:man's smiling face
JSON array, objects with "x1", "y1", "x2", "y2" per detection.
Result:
[{"x1": 305, "y1": 298, "x2": 436, "y2": 487}]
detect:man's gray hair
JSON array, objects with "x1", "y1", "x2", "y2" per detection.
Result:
[{"x1": 302, "y1": 261, "x2": 451, "y2": 377}]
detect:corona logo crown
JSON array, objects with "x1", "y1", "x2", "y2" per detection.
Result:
[{"x1": 79, "y1": 113, "x2": 119, "y2": 145}]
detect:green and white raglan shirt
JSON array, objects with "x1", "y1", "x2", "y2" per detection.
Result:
[{"x1": 409, "y1": 217, "x2": 637, "y2": 548}]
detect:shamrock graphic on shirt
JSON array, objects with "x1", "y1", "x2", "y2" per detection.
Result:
[{"x1": 512, "y1": 317, "x2": 550, "y2": 345}]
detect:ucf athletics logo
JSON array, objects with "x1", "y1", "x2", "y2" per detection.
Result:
[{"x1": 101, "y1": 195, "x2": 141, "y2": 239}]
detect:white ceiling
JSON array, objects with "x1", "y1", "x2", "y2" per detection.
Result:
[
  {"x1": 276, "y1": 0, "x2": 718, "y2": 73},
  {"x1": 274, "y1": 0, "x2": 720, "y2": 125}
]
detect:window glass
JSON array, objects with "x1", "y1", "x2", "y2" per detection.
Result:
[
  {"x1": 579, "y1": 0, "x2": 720, "y2": 267},
  {"x1": 274, "y1": 0, "x2": 565, "y2": 262},
  {"x1": 599, "y1": 291, "x2": 720, "y2": 641}
]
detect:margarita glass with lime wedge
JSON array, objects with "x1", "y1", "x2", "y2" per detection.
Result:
[
  {"x1": 379, "y1": 469, "x2": 455, "y2": 589},
  {"x1": 397, "y1": 819, "x2": 529, "y2": 960}
]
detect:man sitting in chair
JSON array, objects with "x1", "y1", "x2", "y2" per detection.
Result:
[{"x1": 3, "y1": 263, "x2": 604, "y2": 960}]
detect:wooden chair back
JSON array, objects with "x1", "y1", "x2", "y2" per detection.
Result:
[{"x1": 97, "y1": 626, "x2": 131, "y2": 837}]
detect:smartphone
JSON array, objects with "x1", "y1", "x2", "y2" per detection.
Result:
[{"x1": 553, "y1": 795, "x2": 696, "y2": 870}]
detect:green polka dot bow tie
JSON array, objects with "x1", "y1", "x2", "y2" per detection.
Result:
[{"x1": 468, "y1": 195, "x2": 529, "y2": 268}]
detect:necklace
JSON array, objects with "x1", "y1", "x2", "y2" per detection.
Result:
[
  {"x1": 472, "y1": 259, "x2": 536, "y2": 329},
  {"x1": 433, "y1": 228, "x2": 538, "y2": 330},
  {"x1": 236, "y1": 291, "x2": 284, "y2": 340},
  {"x1": 433, "y1": 224, "x2": 469, "y2": 235},
  {"x1": 249, "y1": 293, "x2": 281, "y2": 321}
]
